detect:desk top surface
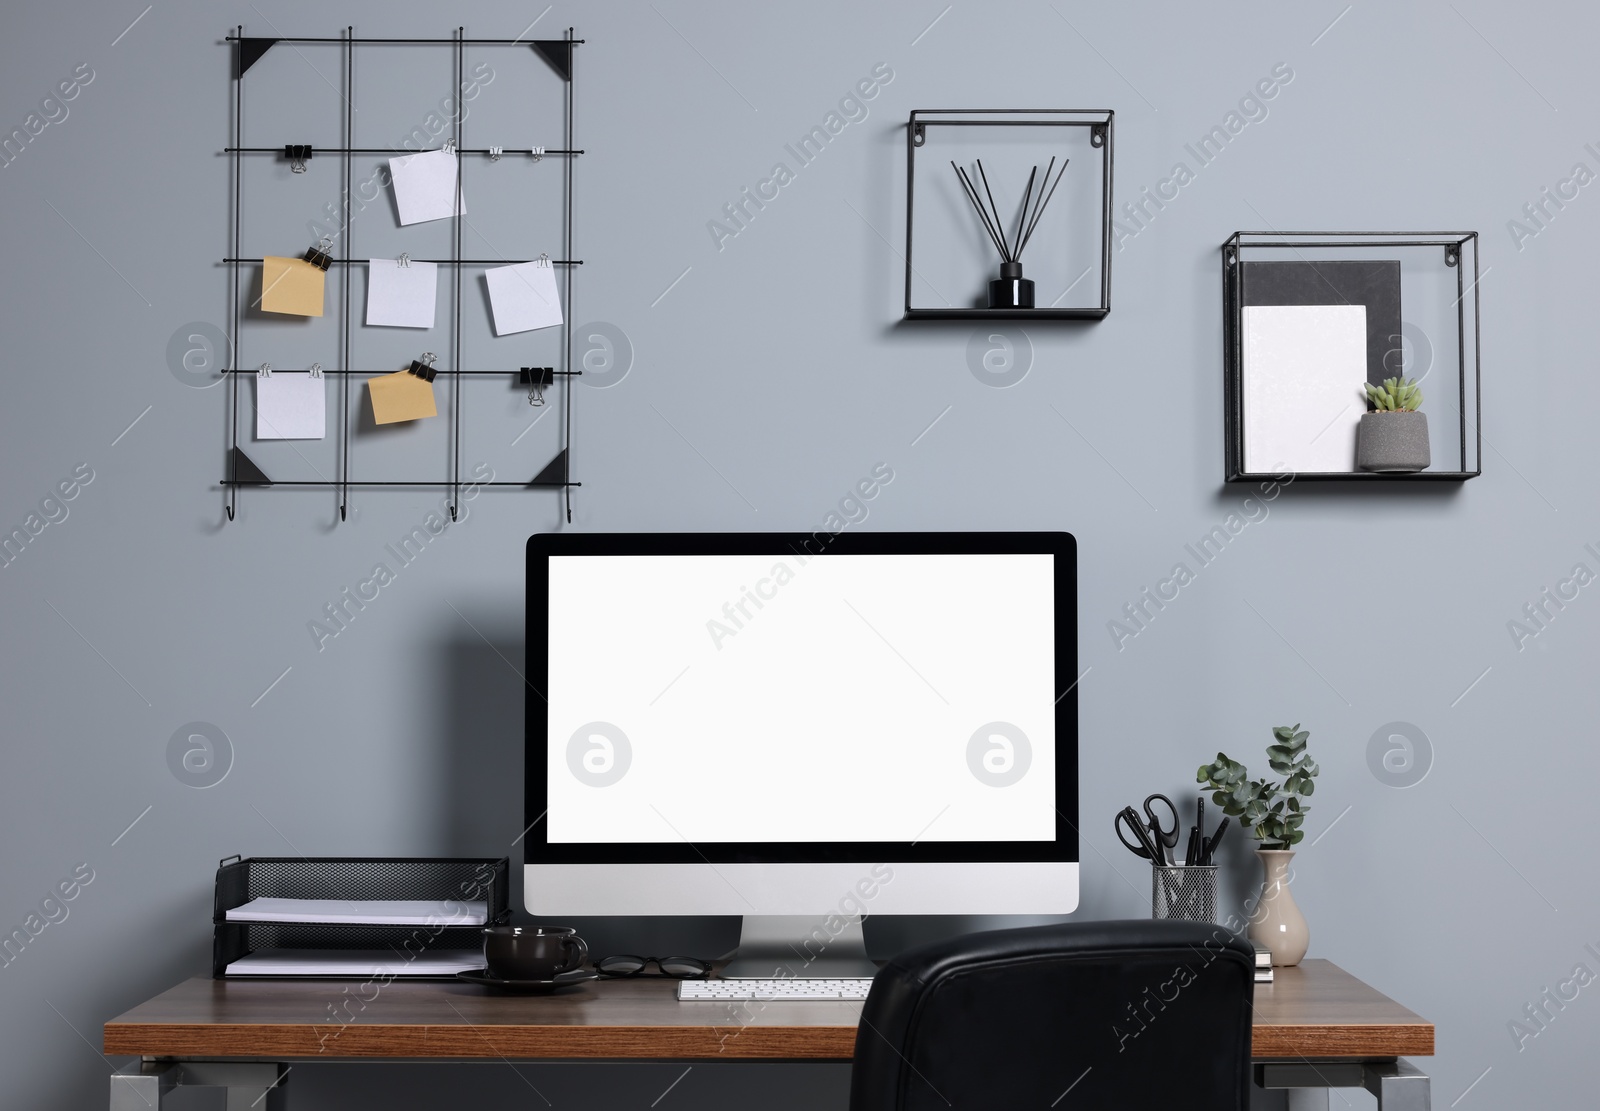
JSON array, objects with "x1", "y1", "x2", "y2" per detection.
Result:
[{"x1": 104, "y1": 958, "x2": 1433, "y2": 1061}]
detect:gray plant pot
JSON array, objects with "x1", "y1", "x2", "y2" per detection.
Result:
[{"x1": 1356, "y1": 411, "x2": 1430, "y2": 473}]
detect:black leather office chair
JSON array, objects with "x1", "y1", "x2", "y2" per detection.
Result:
[{"x1": 850, "y1": 920, "x2": 1256, "y2": 1110}]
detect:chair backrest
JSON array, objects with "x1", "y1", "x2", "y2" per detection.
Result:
[{"x1": 849, "y1": 920, "x2": 1255, "y2": 1111}]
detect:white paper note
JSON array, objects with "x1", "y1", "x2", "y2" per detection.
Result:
[
  {"x1": 225, "y1": 949, "x2": 483, "y2": 977},
  {"x1": 485, "y1": 261, "x2": 563, "y2": 335},
  {"x1": 1242, "y1": 304, "x2": 1366, "y2": 474},
  {"x1": 366, "y1": 258, "x2": 438, "y2": 328},
  {"x1": 256, "y1": 373, "x2": 326, "y2": 440},
  {"x1": 388, "y1": 149, "x2": 465, "y2": 225},
  {"x1": 224, "y1": 897, "x2": 487, "y2": 926}
]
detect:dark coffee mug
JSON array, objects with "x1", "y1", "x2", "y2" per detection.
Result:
[{"x1": 482, "y1": 926, "x2": 588, "y2": 981}]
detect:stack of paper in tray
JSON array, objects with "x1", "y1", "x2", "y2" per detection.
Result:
[{"x1": 223, "y1": 897, "x2": 486, "y2": 978}]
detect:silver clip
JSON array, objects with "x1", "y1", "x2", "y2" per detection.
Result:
[
  {"x1": 529, "y1": 373, "x2": 547, "y2": 408},
  {"x1": 538, "y1": 252, "x2": 551, "y2": 268},
  {"x1": 397, "y1": 253, "x2": 410, "y2": 268},
  {"x1": 258, "y1": 362, "x2": 272, "y2": 379},
  {"x1": 441, "y1": 138, "x2": 457, "y2": 155},
  {"x1": 289, "y1": 152, "x2": 308, "y2": 174},
  {"x1": 308, "y1": 363, "x2": 323, "y2": 379},
  {"x1": 530, "y1": 146, "x2": 544, "y2": 163},
  {"x1": 488, "y1": 146, "x2": 502, "y2": 162},
  {"x1": 318, "y1": 235, "x2": 334, "y2": 255}
]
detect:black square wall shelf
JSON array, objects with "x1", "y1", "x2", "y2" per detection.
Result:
[
  {"x1": 904, "y1": 109, "x2": 1113, "y2": 320},
  {"x1": 1221, "y1": 231, "x2": 1482, "y2": 483}
]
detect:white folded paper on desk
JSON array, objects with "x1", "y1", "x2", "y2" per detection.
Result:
[
  {"x1": 224, "y1": 897, "x2": 487, "y2": 926},
  {"x1": 224, "y1": 949, "x2": 482, "y2": 978}
]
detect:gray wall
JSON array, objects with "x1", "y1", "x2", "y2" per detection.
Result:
[{"x1": 1, "y1": 0, "x2": 1593, "y2": 1107}]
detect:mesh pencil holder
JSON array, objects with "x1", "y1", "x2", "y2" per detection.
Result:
[{"x1": 1151, "y1": 865, "x2": 1218, "y2": 922}]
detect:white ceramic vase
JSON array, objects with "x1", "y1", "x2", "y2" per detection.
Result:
[{"x1": 1249, "y1": 849, "x2": 1309, "y2": 967}]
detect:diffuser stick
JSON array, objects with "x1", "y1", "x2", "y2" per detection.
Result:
[
  {"x1": 1019, "y1": 157, "x2": 1055, "y2": 253},
  {"x1": 953, "y1": 162, "x2": 1009, "y2": 261},
  {"x1": 1012, "y1": 165, "x2": 1039, "y2": 263},
  {"x1": 1017, "y1": 157, "x2": 1069, "y2": 259},
  {"x1": 974, "y1": 160, "x2": 1012, "y2": 263},
  {"x1": 955, "y1": 166, "x2": 1000, "y2": 249}
]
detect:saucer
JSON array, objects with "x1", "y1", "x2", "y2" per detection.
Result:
[{"x1": 456, "y1": 967, "x2": 598, "y2": 993}]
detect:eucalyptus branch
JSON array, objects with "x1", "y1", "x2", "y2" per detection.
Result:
[{"x1": 1197, "y1": 724, "x2": 1320, "y2": 849}]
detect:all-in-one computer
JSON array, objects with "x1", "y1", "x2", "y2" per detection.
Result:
[{"x1": 524, "y1": 532, "x2": 1077, "y2": 987}]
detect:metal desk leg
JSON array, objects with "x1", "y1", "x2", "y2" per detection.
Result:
[
  {"x1": 181, "y1": 1062, "x2": 290, "y2": 1110},
  {"x1": 1258, "y1": 1060, "x2": 1431, "y2": 1110},
  {"x1": 111, "y1": 1060, "x2": 177, "y2": 1110},
  {"x1": 1363, "y1": 1059, "x2": 1430, "y2": 1111}
]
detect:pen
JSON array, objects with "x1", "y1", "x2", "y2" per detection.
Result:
[{"x1": 1202, "y1": 817, "x2": 1230, "y2": 865}]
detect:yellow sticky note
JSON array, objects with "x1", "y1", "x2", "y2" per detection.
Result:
[
  {"x1": 261, "y1": 256, "x2": 326, "y2": 317},
  {"x1": 368, "y1": 370, "x2": 438, "y2": 424}
]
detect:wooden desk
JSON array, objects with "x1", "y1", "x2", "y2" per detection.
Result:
[{"x1": 104, "y1": 959, "x2": 1433, "y2": 1109}]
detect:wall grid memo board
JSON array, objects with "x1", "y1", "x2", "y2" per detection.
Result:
[{"x1": 221, "y1": 26, "x2": 583, "y2": 523}]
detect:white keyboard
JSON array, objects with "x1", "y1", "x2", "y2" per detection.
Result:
[{"x1": 677, "y1": 978, "x2": 874, "y2": 1001}]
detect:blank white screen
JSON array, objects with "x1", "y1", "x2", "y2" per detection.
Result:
[{"x1": 545, "y1": 553, "x2": 1056, "y2": 843}]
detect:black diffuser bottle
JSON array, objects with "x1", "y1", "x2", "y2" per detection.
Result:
[
  {"x1": 990, "y1": 260, "x2": 1033, "y2": 309},
  {"x1": 952, "y1": 156, "x2": 1068, "y2": 310}
]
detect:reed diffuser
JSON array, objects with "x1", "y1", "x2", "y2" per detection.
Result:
[{"x1": 951, "y1": 156, "x2": 1069, "y2": 309}]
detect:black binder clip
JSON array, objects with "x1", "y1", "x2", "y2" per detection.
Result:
[
  {"x1": 520, "y1": 367, "x2": 553, "y2": 407},
  {"x1": 284, "y1": 144, "x2": 312, "y2": 173},
  {"x1": 303, "y1": 237, "x2": 333, "y2": 270},
  {"x1": 409, "y1": 352, "x2": 438, "y2": 382}
]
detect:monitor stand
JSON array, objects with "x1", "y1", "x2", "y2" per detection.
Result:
[{"x1": 720, "y1": 915, "x2": 878, "y2": 979}]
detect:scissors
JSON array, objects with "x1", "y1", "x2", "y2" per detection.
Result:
[{"x1": 1114, "y1": 794, "x2": 1182, "y2": 865}]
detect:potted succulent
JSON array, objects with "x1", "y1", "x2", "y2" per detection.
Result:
[
  {"x1": 1356, "y1": 376, "x2": 1430, "y2": 473},
  {"x1": 1197, "y1": 724, "x2": 1320, "y2": 966}
]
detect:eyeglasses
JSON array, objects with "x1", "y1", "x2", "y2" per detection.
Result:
[{"x1": 596, "y1": 954, "x2": 711, "y2": 979}]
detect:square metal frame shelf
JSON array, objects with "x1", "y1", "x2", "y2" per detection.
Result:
[
  {"x1": 1222, "y1": 230, "x2": 1482, "y2": 483},
  {"x1": 904, "y1": 109, "x2": 1113, "y2": 321}
]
